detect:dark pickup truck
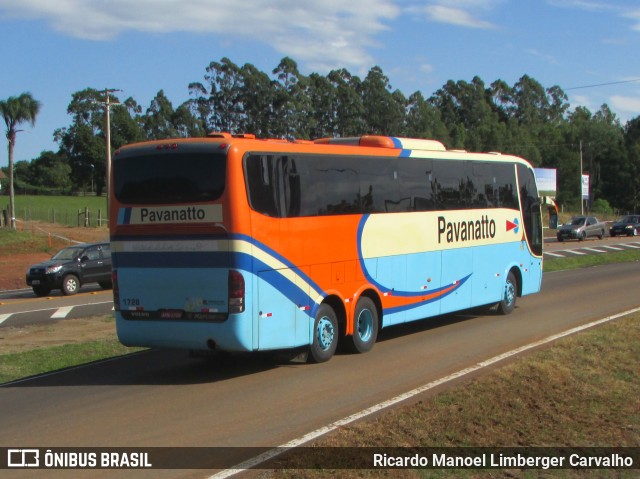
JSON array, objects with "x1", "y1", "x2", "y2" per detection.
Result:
[{"x1": 26, "y1": 242, "x2": 112, "y2": 296}]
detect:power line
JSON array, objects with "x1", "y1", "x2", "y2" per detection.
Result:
[{"x1": 566, "y1": 78, "x2": 640, "y2": 90}]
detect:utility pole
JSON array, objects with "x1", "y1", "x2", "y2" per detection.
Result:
[
  {"x1": 579, "y1": 140, "x2": 584, "y2": 215},
  {"x1": 98, "y1": 88, "x2": 121, "y2": 218}
]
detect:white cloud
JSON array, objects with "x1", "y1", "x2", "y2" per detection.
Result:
[
  {"x1": 0, "y1": 0, "x2": 400, "y2": 72},
  {"x1": 548, "y1": 1, "x2": 640, "y2": 32},
  {"x1": 419, "y1": 0, "x2": 499, "y2": 29},
  {"x1": 610, "y1": 95, "x2": 640, "y2": 117},
  {"x1": 527, "y1": 49, "x2": 559, "y2": 65},
  {"x1": 425, "y1": 5, "x2": 494, "y2": 28},
  {"x1": 623, "y1": 8, "x2": 640, "y2": 31}
]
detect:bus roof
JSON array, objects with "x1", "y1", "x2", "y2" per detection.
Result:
[{"x1": 116, "y1": 133, "x2": 531, "y2": 166}]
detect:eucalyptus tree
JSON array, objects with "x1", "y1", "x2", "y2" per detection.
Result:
[
  {"x1": 0, "y1": 92, "x2": 41, "y2": 229},
  {"x1": 327, "y1": 68, "x2": 365, "y2": 137},
  {"x1": 305, "y1": 73, "x2": 337, "y2": 139},
  {"x1": 144, "y1": 90, "x2": 178, "y2": 139},
  {"x1": 272, "y1": 57, "x2": 310, "y2": 139},
  {"x1": 238, "y1": 63, "x2": 276, "y2": 137},
  {"x1": 624, "y1": 116, "x2": 640, "y2": 212},
  {"x1": 405, "y1": 91, "x2": 449, "y2": 142},
  {"x1": 361, "y1": 66, "x2": 406, "y2": 136},
  {"x1": 207, "y1": 58, "x2": 244, "y2": 133}
]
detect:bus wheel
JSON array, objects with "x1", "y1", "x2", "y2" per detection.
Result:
[
  {"x1": 349, "y1": 297, "x2": 379, "y2": 353},
  {"x1": 309, "y1": 303, "x2": 338, "y2": 363},
  {"x1": 497, "y1": 271, "x2": 517, "y2": 315}
]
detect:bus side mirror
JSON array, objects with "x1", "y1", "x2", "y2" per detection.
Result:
[{"x1": 549, "y1": 214, "x2": 558, "y2": 229}]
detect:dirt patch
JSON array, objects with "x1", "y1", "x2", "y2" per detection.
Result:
[
  {"x1": 0, "y1": 316, "x2": 117, "y2": 355},
  {"x1": 0, "y1": 221, "x2": 109, "y2": 291}
]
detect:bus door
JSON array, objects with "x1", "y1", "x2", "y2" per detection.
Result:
[{"x1": 517, "y1": 165, "x2": 544, "y2": 295}]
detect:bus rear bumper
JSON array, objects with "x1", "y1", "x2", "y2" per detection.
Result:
[{"x1": 115, "y1": 313, "x2": 253, "y2": 352}]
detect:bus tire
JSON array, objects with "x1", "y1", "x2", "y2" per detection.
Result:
[
  {"x1": 349, "y1": 297, "x2": 379, "y2": 353},
  {"x1": 497, "y1": 271, "x2": 517, "y2": 315},
  {"x1": 309, "y1": 303, "x2": 338, "y2": 363}
]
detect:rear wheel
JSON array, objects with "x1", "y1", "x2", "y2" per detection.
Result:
[
  {"x1": 309, "y1": 303, "x2": 338, "y2": 363},
  {"x1": 348, "y1": 297, "x2": 379, "y2": 353},
  {"x1": 62, "y1": 274, "x2": 80, "y2": 295},
  {"x1": 497, "y1": 271, "x2": 517, "y2": 315}
]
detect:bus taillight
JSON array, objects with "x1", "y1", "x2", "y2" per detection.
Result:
[
  {"x1": 112, "y1": 270, "x2": 120, "y2": 311},
  {"x1": 228, "y1": 270, "x2": 245, "y2": 313}
]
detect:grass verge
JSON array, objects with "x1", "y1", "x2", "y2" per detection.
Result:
[
  {"x1": 0, "y1": 339, "x2": 140, "y2": 384},
  {"x1": 0, "y1": 228, "x2": 59, "y2": 254},
  {"x1": 544, "y1": 248, "x2": 640, "y2": 272},
  {"x1": 263, "y1": 313, "x2": 640, "y2": 478},
  {"x1": 0, "y1": 316, "x2": 144, "y2": 384}
]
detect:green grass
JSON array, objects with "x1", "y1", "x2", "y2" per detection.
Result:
[
  {"x1": 0, "y1": 339, "x2": 142, "y2": 384},
  {"x1": 4, "y1": 194, "x2": 108, "y2": 226},
  {"x1": 0, "y1": 228, "x2": 58, "y2": 254},
  {"x1": 544, "y1": 248, "x2": 640, "y2": 272},
  {"x1": 265, "y1": 313, "x2": 640, "y2": 478}
]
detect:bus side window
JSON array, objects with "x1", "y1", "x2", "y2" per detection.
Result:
[{"x1": 246, "y1": 155, "x2": 279, "y2": 216}]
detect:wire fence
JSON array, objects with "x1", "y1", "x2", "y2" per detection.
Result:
[{"x1": 1, "y1": 206, "x2": 108, "y2": 228}]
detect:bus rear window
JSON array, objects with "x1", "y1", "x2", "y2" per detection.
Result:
[{"x1": 114, "y1": 150, "x2": 226, "y2": 204}]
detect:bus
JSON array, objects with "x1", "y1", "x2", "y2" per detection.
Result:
[{"x1": 109, "y1": 134, "x2": 543, "y2": 362}]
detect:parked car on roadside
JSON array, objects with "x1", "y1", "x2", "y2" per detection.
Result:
[
  {"x1": 26, "y1": 242, "x2": 112, "y2": 296},
  {"x1": 556, "y1": 216, "x2": 606, "y2": 242},
  {"x1": 609, "y1": 215, "x2": 640, "y2": 237}
]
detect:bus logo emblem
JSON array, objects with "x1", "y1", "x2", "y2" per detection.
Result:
[{"x1": 506, "y1": 218, "x2": 519, "y2": 234}]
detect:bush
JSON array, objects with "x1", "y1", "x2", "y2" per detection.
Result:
[{"x1": 592, "y1": 198, "x2": 613, "y2": 215}]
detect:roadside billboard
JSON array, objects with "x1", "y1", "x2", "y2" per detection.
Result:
[{"x1": 534, "y1": 168, "x2": 557, "y2": 198}]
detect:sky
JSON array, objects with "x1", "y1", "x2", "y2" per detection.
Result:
[{"x1": 1, "y1": 0, "x2": 640, "y2": 168}]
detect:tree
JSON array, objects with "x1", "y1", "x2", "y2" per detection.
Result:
[
  {"x1": 406, "y1": 91, "x2": 449, "y2": 142},
  {"x1": 143, "y1": 90, "x2": 178, "y2": 139},
  {"x1": 624, "y1": 116, "x2": 640, "y2": 212},
  {"x1": 55, "y1": 88, "x2": 143, "y2": 196},
  {"x1": 0, "y1": 92, "x2": 42, "y2": 229},
  {"x1": 29, "y1": 151, "x2": 72, "y2": 191},
  {"x1": 272, "y1": 57, "x2": 310, "y2": 138},
  {"x1": 361, "y1": 66, "x2": 405, "y2": 135},
  {"x1": 327, "y1": 68, "x2": 365, "y2": 137}
]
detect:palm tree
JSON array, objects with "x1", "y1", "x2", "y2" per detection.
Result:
[{"x1": 0, "y1": 93, "x2": 42, "y2": 229}]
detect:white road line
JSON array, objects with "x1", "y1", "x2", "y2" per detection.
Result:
[
  {"x1": 544, "y1": 252, "x2": 565, "y2": 258},
  {"x1": 582, "y1": 247, "x2": 606, "y2": 253},
  {"x1": 0, "y1": 314, "x2": 12, "y2": 325},
  {"x1": 208, "y1": 306, "x2": 640, "y2": 478},
  {"x1": 564, "y1": 249, "x2": 587, "y2": 255},
  {"x1": 51, "y1": 306, "x2": 74, "y2": 319},
  {"x1": 599, "y1": 245, "x2": 624, "y2": 251},
  {"x1": 618, "y1": 243, "x2": 640, "y2": 249},
  {"x1": 1, "y1": 301, "x2": 112, "y2": 318}
]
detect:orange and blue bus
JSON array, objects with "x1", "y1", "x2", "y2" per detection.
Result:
[{"x1": 109, "y1": 134, "x2": 543, "y2": 362}]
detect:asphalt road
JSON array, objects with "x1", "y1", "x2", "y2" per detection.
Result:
[
  {"x1": 1, "y1": 261, "x2": 639, "y2": 478},
  {"x1": 0, "y1": 287, "x2": 113, "y2": 327}
]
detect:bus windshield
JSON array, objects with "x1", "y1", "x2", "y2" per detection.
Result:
[{"x1": 113, "y1": 146, "x2": 226, "y2": 204}]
